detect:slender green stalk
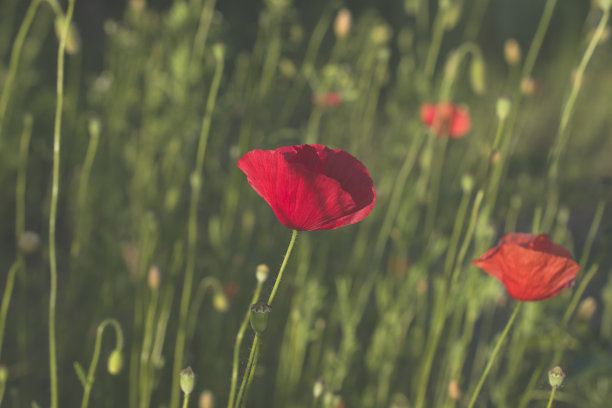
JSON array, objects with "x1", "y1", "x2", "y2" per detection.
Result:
[
  {"x1": 49, "y1": 1, "x2": 76, "y2": 406},
  {"x1": 423, "y1": 9, "x2": 447, "y2": 81},
  {"x1": 170, "y1": 45, "x2": 224, "y2": 408},
  {"x1": 521, "y1": 0, "x2": 558, "y2": 82},
  {"x1": 187, "y1": 277, "x2": 224, "y2": 339},
  {"x1": 548, "y1": 5, "x2": 609, "y2": 183},
  {"x1": 546, "y1": 387, "x2": 557, "y2": 408},
  {"x1": 227, "y1": 280, "x2": 264, "y2": 408},
  {"x1": 578, "y1": 201, "x2": 605, "y2": 268},
  {"x1": 78, "y1": 319, "x2": 124, "y2": 408},
  {"x1": 182, "y1": 393, "x2": 190, "y2": 408},
  {"x1": 234, "y1": 230, "x2": 298, "y2": 408},
  {"x1": 240, "y1": 334, "x2": 261, "y2": 408},
  {"x1": 0, "y1": 0, "x2": 41, "y2": 139},
  {"x1": 467, "y1": 302, "x2": 522, "y2": 408},
  {"x1": 16, "y1": 114, "x2": 33, "y2": 238},
  {"x1": 268, "y1": 230, "x2": 299, "y2": 305},
  {"x1": 0, "y1": 260, "x2": 22, "y2": 358}
]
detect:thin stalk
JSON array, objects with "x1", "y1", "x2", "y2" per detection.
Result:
[
  {"x1": 49, "y1": 1, "x2": 76, "y2": 406},
  {"x1": 424, "y1": 10, "x2": 447, "y2": 81},
  {"x1": 578, "y1": 201, "x2": 605, "y2": 268},
  {"x1": 240, "y1": 334, "x2": 261, "y2": 408},
  {"x1": 548, "y1": 5, "x2": 610, "y2": 183},
  {"x1": 79, "y1": 319, "x2": 124, "y2": 408},
  {"x1": 0, "y1": 260, "x2": 22, "y2": 358},
  {"x1": 0, "y1": 0, "x2": 41, "y2": 139},
  {"x1": 227, "y1": 280, "x2": 264, "y2": 408},
  {"x1": 16, "y1": 114, "x2": 33, "y2": 238},
  {"x1": 235, "y1": 229, "x2": 298, "y2": 407},
  {"x1": 182, "y1": 393, "x2": 190, "y2": 408},
  {"x1": 546, "y1": 387, "x2": 557, "y2": 408},
  {"x1": 521, "y1": 0, "x2": 558, "y2": 82},
  {"x1": 170, "y1": 48, "x2": 224, "y2": 408},
  {"x1": 467, "y1": 301, "x2": 522, "y2": 408}
]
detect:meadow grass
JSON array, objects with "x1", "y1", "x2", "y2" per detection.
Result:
[{"x1": 0, "y1": 0, "x2": 611, "y2": 407}]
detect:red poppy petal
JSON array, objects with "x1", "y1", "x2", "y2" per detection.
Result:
[
  {"x1": 449, "y1": 107, "x2": 471, "y2": 138},
  {"x1": 420, "y1": 104, "x2": 436, "y2": 126},
  {"x1": 238, "y1": 145, "x2": 375, "y2": 231}
]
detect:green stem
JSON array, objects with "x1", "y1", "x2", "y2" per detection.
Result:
[
  {"x1": 267, "y1": 229, "x2": 299, "y2": 306},
  {"x1": 0, "y1": 260, "x2": 22, "y2": 358},
  {"x1": 235, "y1": 334, "x2": 260, "y2": 408},
  {"x1": 424, "y1": 10, "x2": 446, "y2": 82},
  {"x1": 227, "y1": 280, "x2": 264, "y2": 408},
  {"x1": 546, "y1": 386, "x2": 557, "y2": 408},
  {"x1": 187, "y1": 277, "x2": 224, "y2": 340},
  {"x1": 467, "y1": 301, "x2": 522, "y2": 408},
  {"x1": 241, "y1": 335, "x2": 261, "y2": 408},
  {"x1": 170, "y1": 47, "x2": 224, "y2": 408},
  {"x1": 0, "y1": 0, "x2": 41, "y2": 140},
  {"x1": 49, "y1": 1, "x2": 76, "y2": 406},
  {"x1": 182, "y1": 393, "x2": 190, "y2": 408},
  {"x1": 548, "y1": 5, "x2": 609, "y2": 183},
  {"x1": 16, "y1": 114, "x2": 33, "y2": 238},
  {"x1": 79, "y1": 319, "x2": 124, "y2": 408},
  {"x1": 521, "y1": 0, "x2": 558, "y2": 82}
]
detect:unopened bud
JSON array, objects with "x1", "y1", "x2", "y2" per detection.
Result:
[
  {"x1": 88, "y1": 117, "x2": 101, "y2": 137},
  {"x1": 180, "y1": 367, "x2": 196, "y2": 394},
  {"x1": 198, "y1": 390, "x2": 215, "y2": 408},
  {"x1": 256, "y1": 264, "x2": 270, "y2": 283},
  {"x1": 313, "y1": 377, "x2": 325, "y2": 399},
  {"x1": 520, "y1": 77, "x2": 536, "y2": 97},
  {"x1": 576, "y1": 296, "x2": 596, "y2": 321},
  {"x1": 213, "y1": 292, "x2": 228, "y2": 312},
  {"x1": 147, "y1": 265, "x2": 161, "y2": 291},
  {"x1": 18, "y1": 231, "x2": 40, "y2": 255},
  {"x1": 496, "y1": 97, "x2": 511, "y2": 120},
  {"x1": 469, "y1": 55, "x2": 486, "y2": 95},
  {"x1": 250, "y1": 300, "x2": 271, "y2": 334},
  {"x1": 213, "y1": 43, "x2": 225, "y2": 62},
  {"x1": 504, "y1": 38, "x2": 521, "y2": 66},
  {"x1": 370, "y1": 25, "x2": 391, "y2": 45},
  {"x1": 548, "y1": 366, "x2": 565, "y2": 389},
  {"x1": 461, "y1": 174, "x2": 474, "y2": 193},
  {"x1": 448, "y1": 379, "x2": 461, "y2": 401},
  {"x1": 597, "y1": 0, "x2": 611, "y2": 11},
  {"x1": 107, "y1": 350, "x2": 123, "y2": 375},
  {"x1": 54, "y1": 16, "x2": 81, "y2": 54},
  {"x1": 334, "y1": 8, "x2": 352, "y2": 39},
  {"x1": 0, "y1": 365, "x2": 7, "y2": 384}
]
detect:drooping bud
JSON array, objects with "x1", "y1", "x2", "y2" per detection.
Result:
[
  {"x1": 313, "y1": 377, "x2": 325, "y2": 399},
  {"x1": 213, "y1": 43, "x2": 225, "y2": 62},
  {"x1": 461, "y1": 174, "x2": 474, "y2": 193},
  {"x1": 250, "y1": 300, "x2": 271, "y2": 334},
  {"x1": 198, "y1": 390, "x2": 215, "y2": 408},
  {"x1": 213, "y1": 291, "x2": 229, "y2": 312},
  {"x1": 256, "y1": 264, "x2": 270, "y2": 283},
  {"x1": 107, "y1": 350, "x2": 123, "y2": 375},
  {"x1": 548, "y1": 366, "x2": 565, "y2": 389},
  {"x1": 469, "y1": 54, "x2": 486, "y2": 95},
  {"x1": 496, "y1": 97, "x2": 511, "y2": 120},
  {"x1": 504, "y1": 38, "x2": 521, "y2": 66},
  {"x1": 448, "y1": 379, "x2": 461, "y2": 401},
  {"x1": 147, "y1": 265, "x2": 161, "y2": 291},
  {"x1": 180, "y1": 367, "x2": 196, "y2": 395},
  {"x1": 334, "y1": 8, "x2": 352, "y2": 39},
  {"x1": 54, "y1": 16, "x2": 81, "y2": 54},
  {"x1": 576, "y1": 297, "x2": 596, "y2": 321},
  {"x1": 18, "y1": 231, "x2": 40, "y2": 255}
]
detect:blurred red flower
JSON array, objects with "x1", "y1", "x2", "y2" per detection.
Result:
[
  {"x1": 472, "y1": 233, "x2": 580, "y2": 301},
  {"x1": 420, "y1": 102, "x2": 471, "y2": 138},
  {"x1": 312, "y1": 92, "x2": 343, "y2": 108},
  {"x1": 238, "y1": 144, "x2": 375, "y2": 231}
]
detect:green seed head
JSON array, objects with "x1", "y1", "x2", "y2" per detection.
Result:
[
  {"x1": 180, "y1": 366, "x2": 196, "y2": 394},
  {"x1": 250, "y1": 300, "x2": 271, "y2": 334},
  {"x1": 548, "y1": 366, "x2": 565, "y2": 389}
]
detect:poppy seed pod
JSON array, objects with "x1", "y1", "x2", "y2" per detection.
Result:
[
  {"x1": 180, "y1": 367, "x2": 196, "y2": 394},
  {"x1": 250, "y1": 300, "x2": 271, "y2": 334},
  {"x1": 548, "y1": 366, "x2": 565, "y2": 389}
]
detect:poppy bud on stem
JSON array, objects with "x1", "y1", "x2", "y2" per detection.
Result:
[{"x1": 546, "y1": 367, "x2": 565, "y2": 408}]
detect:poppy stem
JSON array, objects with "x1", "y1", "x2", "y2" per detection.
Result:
[
  {"x1": 267, "y1": 229, "x2": 299, "y2": 306},
  {"x1": 545, "y1": 386, "x2": 557, "y2": 408},
  {"x1": 467, "y1": 301, "x2": 522, "y2": 408}
]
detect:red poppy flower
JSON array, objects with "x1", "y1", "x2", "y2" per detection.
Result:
[
  {"x1": 237, "y1": 144, "x2": 376, "y2": 231},
  {"x1": 420, "y1": 102, "x2": 471, "y2": 138},
  {"x1": 312, "y1": 92, "x2": 343, "y2": 109},
  {"x1": 472, "y1": 233, "x2": 580, "y2": 301}
]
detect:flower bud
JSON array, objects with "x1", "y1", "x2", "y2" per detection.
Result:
[
  {"x1": 597, "y1": 0, "x2": 611, "y2": 11},
  {"x1": 199, "y1": 390, "x2": 215, "y2": 408},
  {"x1": 18, "y1": 231, "x2": 40, "y2": 255},
  {"x1": 213, "y1": 292, "x2": 229, "y2": 312},
  {"x1": 548, "y1": 366, "x2": 565, "y2": 389},
  {"x1": 250, "y1": 300, "x2": 271, "y2": 334},
  {"x1": 107, "y1": 350, "x2": 123, "y2": 375},
  {"x1": 256, "y1": 264, "x2": 270, "y2": 283},
  {"x1": 0, "y1": 365, "x2": 7, "y2": 384},
  {"x1": 496, "y1": 97, "x2": 511, "y2": 120},
  {"x1": 520, "y1": 77, "x2": 537, "y2": 97},
  {"x1": 213, "y1": 43, "x2": 225, "y2": 62},
  {"x1": 147, "y1": 265, "x2": 161, "y2": 291},
  {"x1": 180, "y1": 367, "x2": 196, "y2": 394},
  {"x1": 370, "y1": 25, "x2": 391, "y2": 45},
  {"x1": 313, "y1": 377, "x2": 325, "y2": 399},
  {"x1": 334, "y1": 8, "x2": 352, "y2": 39},
  {"x1": 576, "y1": 296, "x2": 596, "y2": 321},
  {"x1": 448, "y1": 379, "x2": 461, "y2": 401},
  {"x1": 504, "y1": 38, "x2": 521, "y2": 66},
  {"x1": 88, "y1": 117, "x2": 101, "y2": 137},
  {"x1": 469, "y1": 55, "x2": 486, "y2": 95},
  {"x1": 461, "y1": 174, "x2": 474, "y2": 193},
  {"x1": 54, "y1": 16, "x2": 81, "y2": 54}
]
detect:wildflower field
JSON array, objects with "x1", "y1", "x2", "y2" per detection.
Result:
[{"x1": 1, "y1": 0, "x2": 612, "y2": 407}]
